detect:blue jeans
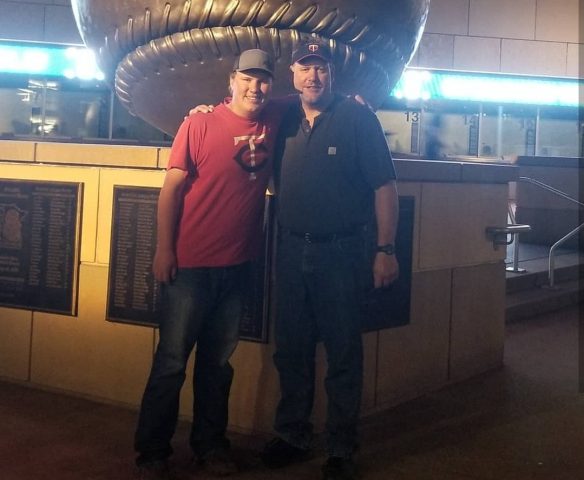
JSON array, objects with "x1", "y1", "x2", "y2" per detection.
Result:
[
  {"x1": 273, "y1": 230, "x2": 367, "y2": 458},
  {"x1": 134, "y1": 264, "x2": 248, "y2": 465}
]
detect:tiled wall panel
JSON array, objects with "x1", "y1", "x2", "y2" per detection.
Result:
[
  {"x1": 425, "y1": 0, "x2": 470, "y2": 35},
  {"x1": 417, "y1": 33, "x2": 455, "y2": 69},
  {"x1": 0, "y1": 1, "x2": 45, "y2": 42},
  {"x1": 535, "y1": 0, "x2": 580, "y2": 43},
  {"x1": 0, "y1": 308, "x2": 32, "y2": 381},
  {"x1": 418, "y1": 183, "x2": 508, "y2": 270},
  {"x1": 566, "y1": 43, "x2": 581, "y2": 78},
  {"x1": 30, "y1": 264, "x2": 154, "y2": 406},
  {"x1": 410, "y1": 0, "x2": 583, "y2": 79},
  {"x1": 453, "y1": 36, "x2": 501, "y2": 72},
  {"x1": 44, "y1": 4, "x2": 83, "y2": 44},
  {"x1": 36, "y1": 143, "x2": 159, "y2": 168},
  {"x1": 501, "y1": 39, "x2": 568, "y2": 76},
  {"x1": 0, "y1": 141, "x2": 35, "y2": 162},
  {"x1": 449, "y1": 262, "x2": 506, "y2": 381},
  {"x1": 376, "y1": 269, "x2": 451, "y2": 408},
  {"x1": 158, "y1": 147, "x2": 171, "y2": 169},
  {"x1": 0, "y1": 0, "x2": 81, "y2": 44},
  {"x1": 469, "y1": 0, "x2": 536, "y2": 40}
]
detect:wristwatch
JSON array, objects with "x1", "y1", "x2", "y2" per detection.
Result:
[{"x1": 375, "y1": 243, "x2": 395, "y2": 256}]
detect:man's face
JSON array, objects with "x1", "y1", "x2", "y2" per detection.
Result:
[
  {"x1": 291, "y1": 57, "x2": 332, "y2": 108},
  {"x1": 229, "y1": 70, "x2": 273, "y2": 118}
]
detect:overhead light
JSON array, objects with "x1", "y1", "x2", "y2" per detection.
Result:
[
  {"x1": 391, "y1": 69, "x2": 581, "y2": 107},
  {"x1": 0, "y1": 41, "x2": 104, "y2": 81}
]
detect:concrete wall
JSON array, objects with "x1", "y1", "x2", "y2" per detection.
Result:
[
  {"x1": 0, "y1": 141, "x2": 511, "y2": 432},
  {"x1": 0, "y1": 1, "x2": 580, "y2": 78},
  {"x1": 414, "y1": 0, "x2": 581, "y2": 78},
  {"x1": 0, "y1": 0, "x2": 82, "y2": 45}
]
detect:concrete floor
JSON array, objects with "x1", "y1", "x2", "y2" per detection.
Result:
[{"x1": 0, "y1": 305, "x2": 582, "y2": 480}]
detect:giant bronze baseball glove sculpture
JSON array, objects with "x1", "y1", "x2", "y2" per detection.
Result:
[{"x1": 72, "y1": 0, "x2": 430, "y2": 135}]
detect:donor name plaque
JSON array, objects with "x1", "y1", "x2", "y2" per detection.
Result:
[
  {"x1": 0, "y1": 179, "x2": 81, "y2": 315},
  {"x1": 106, "y1": 186, "x2": 160, "y2": 325},
  {"x1": 106, "y1": 186, "x2": 271, "y2": 342}
]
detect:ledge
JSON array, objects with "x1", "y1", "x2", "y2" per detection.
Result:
[
  {"x1": 0, "y1": 139, "x2": 519, "y2": 184},
  {"x1": 516, "y1": 156, "x2": 584, "y2": 168},
  {"x1": 394, "y1": 158, "x2": 518, "y2": 184}
]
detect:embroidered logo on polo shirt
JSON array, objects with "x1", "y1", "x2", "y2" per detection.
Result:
[{"x1": 328, "y1": 147, "x2": 337, "y2": 155}]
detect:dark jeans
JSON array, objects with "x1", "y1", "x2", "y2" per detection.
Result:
[
  {"x1": 273, "y1": 230, "x2": 367, "y2": 458},
  {"x1": 134, "y1": 264, "x2": 248, "y2": 465}
]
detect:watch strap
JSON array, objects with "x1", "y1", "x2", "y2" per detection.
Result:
[{"x1": 375, "y1": 243, "x2": 395, "y2": 255}]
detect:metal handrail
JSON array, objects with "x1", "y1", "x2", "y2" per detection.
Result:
[
  {"x1": 507, "y1": 204, "x2": 526, "y2": 273},
  {"x1": 486, "y1": 221, "x2": 531, "y2": 249},
  {"x1": 518, "y1": 177, "x2": 584, "y2": 287},
  {"x1": 549, "y1": 224, "x2": 584, "y2": 287},
  {"x1": 519, "y1": 177, "x2": 584, "y2": 208}
]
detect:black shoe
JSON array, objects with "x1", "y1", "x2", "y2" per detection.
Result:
[
  {"x1": 137, "y1": 459, "x2": 176, "y2": 480},
  {"x1": 197, "y1": 448, "x2": 238, "y2": 476},
  {"x1": 322, "y1": 456, "x2": 357, "y2": 480},
  {"x1": 261, "y1": 437, "x2": 311, "y2": 468}
]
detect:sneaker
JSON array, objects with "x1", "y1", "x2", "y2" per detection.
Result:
[
  {"x1": 197, "y1": 448, "x2": 238, "y2": 476},
  {"x1": 137, "y1": 459, "x2": 176, "y2": 480},
  {"x1": 322, "y1": 456, "x2": 357, "y2": 480},
  {"x1": 261, "y1": 437, "x2": 311, "y2": 468}
]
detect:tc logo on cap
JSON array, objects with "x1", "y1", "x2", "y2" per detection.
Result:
[{"x1": 292, "y1": 40, "x2": 332, "y2": 64}]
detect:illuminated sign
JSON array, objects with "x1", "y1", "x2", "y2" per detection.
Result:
[
  {"x1": 0, "y1": 41, "x2": 581, "y2": 107},
  {"x1": 0, "y1": 42, "x2": 104, "y2": 81},
  {"x1": 391, "y1": 68, "x2": 581, "y2": 107}
]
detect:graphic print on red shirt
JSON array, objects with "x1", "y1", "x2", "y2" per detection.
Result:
[{"x1": 168, "y1": 102, "x2": 281, "y2": 267}]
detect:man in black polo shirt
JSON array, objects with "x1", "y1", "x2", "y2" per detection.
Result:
[{"x1": 262, "y1": 40, "x2": 399, "y2": 480}]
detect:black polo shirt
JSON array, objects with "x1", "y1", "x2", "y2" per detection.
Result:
[{"x1": 275, "y1": 95, "x2": 396, "y2": 235}]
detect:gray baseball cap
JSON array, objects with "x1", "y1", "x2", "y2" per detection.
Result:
[{"x1": 233, "y1": 49, "x2": 274, "y2": 77}]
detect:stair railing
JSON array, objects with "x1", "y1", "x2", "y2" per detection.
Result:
[
  {"x1": 518, "y1": 177, "x2": 584, "y2": 287},
  {"x1": 506, "y1": 204, "x2": 526, "y2": 273}
]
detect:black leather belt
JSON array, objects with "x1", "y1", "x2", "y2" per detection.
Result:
[{"x1": 283, "y1": 228, "x2": 363, "y2": 243}]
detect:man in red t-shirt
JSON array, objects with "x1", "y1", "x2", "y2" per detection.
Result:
[{"x1": 134, "y1": 49, "x2": 279, "y2": 480}]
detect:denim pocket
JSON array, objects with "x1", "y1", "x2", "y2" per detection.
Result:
[{"x1": 334, "y1": 233, "x2": 374, "y2": 301}]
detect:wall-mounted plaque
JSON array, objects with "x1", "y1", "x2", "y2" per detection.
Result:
[
  {"x1": 0, "y1": 179, "x2": 81, "y2": 315},
  {"x1": 361, "y1": 196, "x2": 415, "y2": 331},
  {"x1": 239, "y1": 195, "x2": 274, "y2": 342},
  {"x1": 106, "y1": 186, "x2": 272, "y2": 342},
  {"x1": 106, "y1": 186, "x2": 160, "y2": 325}
]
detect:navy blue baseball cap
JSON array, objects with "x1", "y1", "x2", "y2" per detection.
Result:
[{"x1": 291, "y1": 40, "x2": 332, "y2": 64}]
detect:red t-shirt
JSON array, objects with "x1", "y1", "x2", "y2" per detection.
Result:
[{"x1": 168, "y1": 102, "x2": 281, "y2": 267}]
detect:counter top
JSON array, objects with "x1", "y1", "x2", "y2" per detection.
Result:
[
  {"x1": 394, "y1": 158, "x2": 518, "y2": 184},
  {"x1": 0, "y1": 139, "x2": 519, "y2": 184},
  {"x1": 516, "y1": 156, "x2": 584, "y2": 168}
]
